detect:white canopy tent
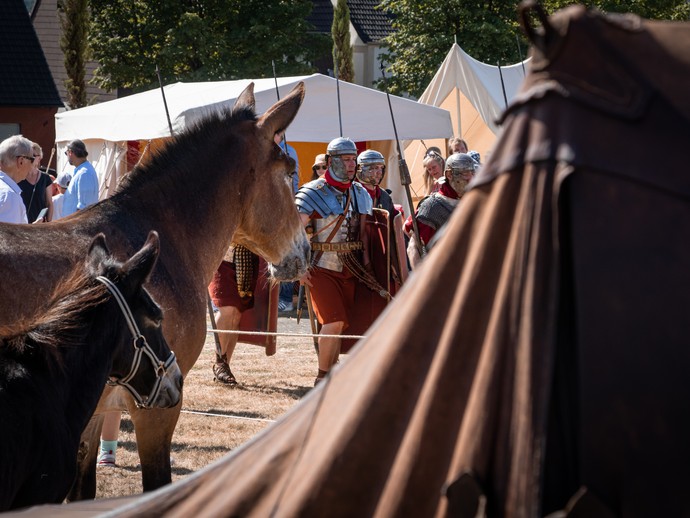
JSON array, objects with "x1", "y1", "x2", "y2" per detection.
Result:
[
  {"x1": 404, "y1": 44, "x2": 528, "y2": 200},
  {"x1": 54, "y1": 73, "x2": 453, "y2": 206}
]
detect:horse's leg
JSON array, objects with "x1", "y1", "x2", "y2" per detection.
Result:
[
  {"x1": 66, "y1": 414, "x2": 103, "y2": 502},
  {"x1": 130, "y1": 400, "x2": 183, "y2": 491}
]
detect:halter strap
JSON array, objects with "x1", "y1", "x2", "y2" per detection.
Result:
[
  {"x1": 95, "y1": 275, "x2": 176, "y2": 408},
  {"x1": 96, "y1": 275, "x2": 141, "y2": 339}
]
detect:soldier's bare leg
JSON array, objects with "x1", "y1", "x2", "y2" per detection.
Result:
[
  {"x1": 216, "y1": 305, "x2": 241, "y2": 358},
  {"x1": 213, "y1": 305, "x2": 241, "y2": 384},
  {"x1": 317, "y1": 321, "x2": 344, "y2": 382}
]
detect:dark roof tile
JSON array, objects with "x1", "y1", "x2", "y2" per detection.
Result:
[
  {"x1": 0, "y1": 0, "x2": 63, "y2": 106},
  {"x1": 308, "y1": 0, "x2": 334, "y2": 33},
  {"x1": 308, "y1": 0, "x2": 392, "y2": 44},
  {"x1": 348, "y1": 0, "x2": 392, "y2": 43}
]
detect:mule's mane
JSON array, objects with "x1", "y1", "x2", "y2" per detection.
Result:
[
  {"x1": 0, "y1": 265, "x2": 111, "y2": 356},
  {"x1": 114, "y1": 106, "x2": 256, "y2": 196}
]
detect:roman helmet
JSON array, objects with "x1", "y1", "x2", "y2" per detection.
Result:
[
  {"x1": 356, "y1": 149, "x2": 386, "y2": 186},
  {"x1": 444, "y1": 152, "x2": 476, "y2": 195},
  {"x1": 326, "y1": 137, "x2": 357, "y2": 182}
]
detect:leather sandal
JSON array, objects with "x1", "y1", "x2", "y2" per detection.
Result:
[{"x1": 213, "y1": 354, "x2": 238, "y2": 385}]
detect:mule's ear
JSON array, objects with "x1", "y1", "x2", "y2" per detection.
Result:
[
  {"x1": 122, "y1": 231, "x2": 160, "y2": 288},
  {"x1": 86, "y1": 233, "x2": 110, "y2": 275},
  {"x1": 257, "y1": 82, "x2": 304, "y2": 141},
  {"x1": 233, "y1": 82, "x2": 256, "y2": 113}
]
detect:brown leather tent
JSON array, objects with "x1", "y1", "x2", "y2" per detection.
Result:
[{"x1": 11, "y1": 3, "x2": 690, "y2": 517}]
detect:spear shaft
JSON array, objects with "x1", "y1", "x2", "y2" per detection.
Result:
[
  {"x1": 335, "y1": 62, "x2": 343, "y2": 137},
  {"x1": 379, "y1": 61, "x2": 425, "y2": 258},
  {"x1": 155, "y1": 64, "x2": 174, "y2": 137}
]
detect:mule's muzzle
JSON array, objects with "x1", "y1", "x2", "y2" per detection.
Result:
[{"x1": 269, "y1": 237, "x2": 310, "y2": 281}]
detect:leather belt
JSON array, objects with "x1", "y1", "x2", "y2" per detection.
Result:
[{"x1": 311, "y1": 241, "x2": 363, "y2": 252}]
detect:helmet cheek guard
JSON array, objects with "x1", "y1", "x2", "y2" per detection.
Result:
[
  {"x1": 356, "y1": 149, "x2": 386, "y2": 186},
  {"x1": 357, "y1": 164, "x2": 386, "y2": 186}
]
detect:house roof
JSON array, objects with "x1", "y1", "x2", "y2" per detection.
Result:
[
  {"x1": 348, "y1": 0, "x2": 392, "y2": 43},
  {"x1": 309, "y1": 0, "x2": 393, "y2": 44},
  {"x1": 0, "y1": 0, "x2": 62, "y2": 106}
]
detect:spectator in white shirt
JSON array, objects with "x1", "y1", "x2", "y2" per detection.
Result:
[{"x1": 0, "y1": 135, "x2": 34, "y2": 224}]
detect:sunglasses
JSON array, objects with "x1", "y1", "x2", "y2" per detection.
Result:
[
  {"x1": 17, "y1": 155, "x2": 35, "y2": 163},
  {"x1": 313, "y1": 165, "x2": 327, "y2": 170},
  {"x1": 425, "y1": 150, "x2": 444, "y2": 160}
]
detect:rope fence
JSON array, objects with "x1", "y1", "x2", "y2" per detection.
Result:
[
  {"x1": 180, "y1": 409, "x2": 276, "y2": 424},
  {"x1": 205, "y1": 327, "x2": 366, "y2": 341}
]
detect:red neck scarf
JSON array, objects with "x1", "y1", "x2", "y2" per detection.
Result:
[
  {"x1": 440, "y1": 180, "x2": 459, "y2": 199},
  {"x1": 324, "y1": 170, "x2": 351, "y2": 190},
  {"x1": 363, "y1": 184, "x2": 380, "y2": 200}
]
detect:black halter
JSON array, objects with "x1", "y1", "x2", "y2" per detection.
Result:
[{"x1": 96, "y1": 276, "x2": 177, "y2": 409}]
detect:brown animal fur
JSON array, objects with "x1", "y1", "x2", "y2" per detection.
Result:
[{"x1": 0, "y1": 83, "x2": 309, "y2": 498}]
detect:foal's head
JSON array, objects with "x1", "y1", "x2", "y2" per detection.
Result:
[
  {"x1": 0, "y1": 232, "x2": 182, "y2": 409},
  {"x1": 85, "y1": 231, "x2": 182, "y2": 408}
]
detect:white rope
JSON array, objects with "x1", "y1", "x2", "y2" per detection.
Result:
[
  {"x1": 205, "y1": 328, "x2": 366, "y2": 340},
  {"x1": 180, "y1": 409, "x2": 275, "y2": 423}
]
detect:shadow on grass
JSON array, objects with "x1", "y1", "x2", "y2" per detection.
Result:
[{"x1": 226, "y1": 383, "x2": 311, "y2": 400}]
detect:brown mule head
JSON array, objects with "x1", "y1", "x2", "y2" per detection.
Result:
[{"x1": 232, "y1": 82, "x2": 310, "y2": 280}]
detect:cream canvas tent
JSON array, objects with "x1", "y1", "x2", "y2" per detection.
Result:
[
  {"x1": 405, "y1": 43, "x2": 528, "y2": 202},
  {"x1": 54, "y1": 73, "x2": 452, "y2": 204}
]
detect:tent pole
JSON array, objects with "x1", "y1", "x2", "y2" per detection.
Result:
[
  {"x1": 497, "y1": 61, "x2": 509, "y2": 108},
  {"x1": 455, "y1": 87, "x2": 462, "y2": 137},
  {"x1": 454, "y1": 36, "x2": 462, "y2": 137}
]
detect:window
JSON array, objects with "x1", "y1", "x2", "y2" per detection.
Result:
[
  {"x1": 24, "y1": 0, "x2": 39, "y2": 17},
  {"x1": 0, "y1": 124, "x2": 21, "y2": 142}
]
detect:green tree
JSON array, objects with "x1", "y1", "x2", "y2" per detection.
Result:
[
  {"x1": 59, "y1": 0, "x2": 89, "y2": 108},
  {"x1": 88, "y1": 0, "x2": 330, "y2": 92},
  {"x1": 378, "y1": 0, "x2": 690, "y2": 98},
  {"x1": 332, "y1": 0, "x2": 354, "y2": 82},
  {"x1": 542, "y1": 0, "x2": 690, "y2": 20},
  {"x1": 377, "y1": 1, "x2": 523, "y2": 97}
]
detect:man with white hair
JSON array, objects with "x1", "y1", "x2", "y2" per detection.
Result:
[{"x1": 0, "y1": 135, "x2": 34, "y2": 224}]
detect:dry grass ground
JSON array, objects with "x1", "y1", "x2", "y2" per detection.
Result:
[{"x1": 95, "y1": 314, "x2": 322, "y2": 499}]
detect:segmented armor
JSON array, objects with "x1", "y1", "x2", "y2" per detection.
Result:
[
  {"x1": 295, "y1": 178, "x2": 373, "y2": 272},
  {"x1": 296, "y1": 178, "x2": 372, "y2": 218}
]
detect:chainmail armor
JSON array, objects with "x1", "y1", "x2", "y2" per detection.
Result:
[{"x1": 416, "y1": 193, "x2": 459, "y2": 233}]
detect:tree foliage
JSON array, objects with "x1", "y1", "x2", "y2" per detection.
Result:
[
  {"x1": 88, "y1": 0, "x2": 330, "y2": 92},
  {"x1": 59, "y1": 0, "x2": 89, "y2": 108},
  {"x1": 378, "y1": 0, "x2": 690, "y2": 98},
  {"x1": 541, "y1": 0, "x2": 690, "y2": 20},
  {"x1": 332, "y1": 0, "x2": 354, "y2": 82}
]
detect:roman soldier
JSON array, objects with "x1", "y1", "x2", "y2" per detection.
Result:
[
  {"x1": 296, "y1": 137, "x2": 381, "y2": 385},
  {"x1": 355, "y1": 149, "x2": 408, "y2": 295},
  {"x1": 405, "y1": 152, "x2": 477, "y2": 267}
]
